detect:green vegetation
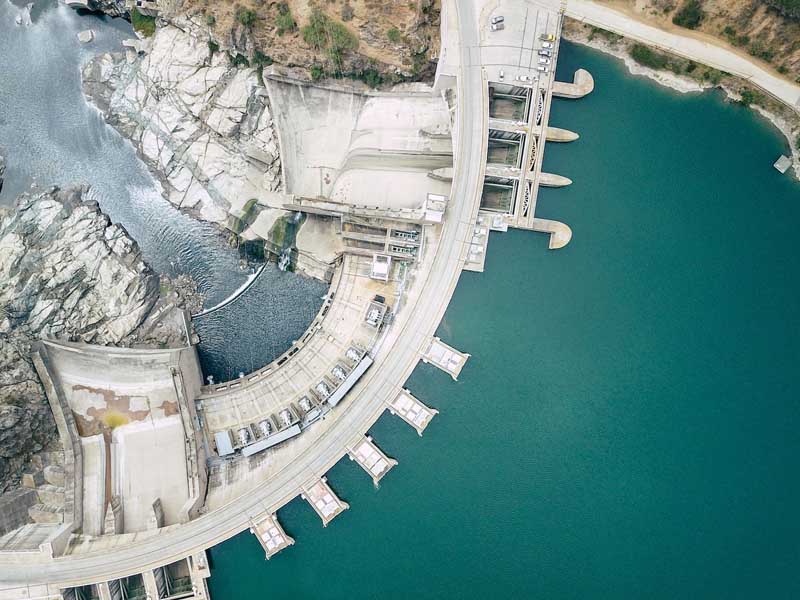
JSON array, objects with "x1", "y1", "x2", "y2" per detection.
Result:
[
  {"x1": 387, "y1": 27, "x2": 402, "y2": 43},
  {"x1": 253, "y1": 50, "x2": 273, "y2": 66},
  {"x1": 275, "y1": 2, "x2": 296, "y2": 35},
  {"x1": 739, "y1": 88, "x2": 765, "y2": 106},
  {"x1": 301, "y1": 8, "x2": 358, "y2": 69},
  {"x1": 131, "y1": 8, "x2": 156, "y2": 38},
  {"x1": 723, "y1": 26, "x2": 751, "y2": 47},
  {"x1": 588, "y1": 25, "x2": 622, "y2": 43},
  {"x1": 208, "y1": 40, "x2": 219, "y2": 56},
  {"x1": 747, "y1": 40, "x2": 775, "y2": 62},
  {"x1": 630, "y1": 43, "x2": 670, "y2": 69},
  {"x1": 236, "y1": 7, "x2": 257, "y2": 28},
  {"x1": 205, "y1": 14, "x2": 216, "y2": 27},
  {"x1": 796, "y1": 133, "x2": 800, "y2": 150},
  {"x1": 672, "y1": 0, "x2": 705, "y2": 29},
  {"x1": 761, "y1": 0, "x2": 800, "y2": 20},
  {"x1": 310, "y1": 64, "x2": 325, "y2": 81},
  {"x1": 229, "y1": 52, "x2": 250, "y2": 67},
  {"x1": 701, "y1": 68, "x2": 725, "y2": 85}
]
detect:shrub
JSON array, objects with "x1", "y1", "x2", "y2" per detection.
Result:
[
  {"x1": 387, "y1": 27, "x2": 402, "y2": 43},
  {"x1": 739, "y1": 88, "x2": 764, "y2": 106},
  {"x1": 748, "y1": 41, "x2": 775, "y2": 62},
  {"x1": 672, "y1": 0, "x2": 705, "y2": 29},
  {"x1": 206, "y1": 14, "x2": 216, "y2": 27},
  {"x1": 760, "y1": 0, "x2": 800, "y2": 20},
  {"x1": 276, "y1": 3, "x2": 296, "y2": 35},
  {"x1": 301, "y1": 8, "x2": 358, "y2": 68},
  {"x1": 357, "y1": 68, "x2": 384, "y2": 87},
  {"x1": 341, "y1": 3, "x2": 354, "y2": 21},
  {"x1": 131, "y1": 8, "x2": 156, "y2": 37},
  {"x1": 796, "y1": 134, "x2": 800, "y2": 150},
  {"x1": 630, "y1": 43, "x2": 669, "y2": 69},
  {"x1": 253, "y1": 50, "x2": 273, "y2": 66},
  {"x1": 236, "y1": 7, "x2": 257, "y2": 28},
  {"x1": 310, "y1": 64, "x2": 325, "y2": 81},
  {"x1": 230, "y1": 52, "x2": 250, "y2": 67},
  {"x1": 208, "y1": 40, "x2": 220, "y2": 55}
]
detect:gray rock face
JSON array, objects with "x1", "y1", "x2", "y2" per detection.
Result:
[
  {"x1": 82, "y1": 21, "x2": 283, "y2": 227},
  {"x1": 0, "y1": 185, "x2": 159, "y2": 491},
  {"x1": 0, "y1": 151, "x2": 5, "y2": 194}
]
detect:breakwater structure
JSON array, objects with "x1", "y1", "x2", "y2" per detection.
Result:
[{"x1": 0, "y1": 0, "x2": 592, "y2": 597}]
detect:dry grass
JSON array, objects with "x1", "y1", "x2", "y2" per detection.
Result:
[{"x1": 181, "y1": 0, "x2": 441, "y2": 81}]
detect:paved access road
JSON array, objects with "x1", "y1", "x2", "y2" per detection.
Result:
[
  {"x1": 0, "y1": 0, "x2": 487, "y2": 588},
  {"x1": 560, "y1": 0, "x2": 800, "y2": 111}
]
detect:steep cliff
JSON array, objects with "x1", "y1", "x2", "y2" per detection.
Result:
[{"x1": 82, "y1": 21, "x2": 283, "y2": 229}]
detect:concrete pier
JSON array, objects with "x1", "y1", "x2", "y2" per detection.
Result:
[
  {"x1": 464, "y1": 219, "x2": 491, "y2": 273},
  {"x1": 422, "y1": 337, "x2": 469, "y2": 380},
  {"x1": 552, "y1": 69, "x2": 595, "y2": 99},
  {"x1": 532, "y1": 218, "x2": 573, "y2": 249},
  {"x1": 538, "y1": 172, "x2": 573, "y2": 187},
  {"x1": 387, "y1": 389, "x2": 438, "y2": 436},
  {"x1": 347, "y1": 436, "x2": 397, "y2": 487},
  {"x1": 546, "y1": 126, "x2": 579, "y2": 142},
  {"x1": 301, "y1": 478, "x2": 349, "y2": 527},
  {"x1": 250, "y1": 513, "x2": 294, "y2": 559}
]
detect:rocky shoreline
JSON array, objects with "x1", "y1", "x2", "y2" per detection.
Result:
[
  {"x1": 562, "y1": 19, "x2": 800, "y2": 179},
  {"x1": 82, "y1": 18, "x2": 284, "y2": 228}
]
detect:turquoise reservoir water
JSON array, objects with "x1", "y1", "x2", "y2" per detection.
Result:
[{"x1": 207, "y1": 42, "x2": 800, "y2": 598}]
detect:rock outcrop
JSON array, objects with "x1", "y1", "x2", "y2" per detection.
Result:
[
  {"x1": 0, "y1": 151, "x2": 5, "y2": 195},
  {"x1": 82, "y1": 21, "x2": 283, "y2": 228},
  {"x1": 64, "y1": 0, "x2": 127, "y2": 18},
  {"x1": 0, "y1": 185, "x2": 159, "y2": 491}
]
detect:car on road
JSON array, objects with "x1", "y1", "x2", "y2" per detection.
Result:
[
  {"x1": 516, "y1": 74, "x2": 534, "y2": 83},
  {"x1": 536, "y1": 65, "x2": 550, "y2": 73},
  {"x1": 538, "y1": 49, "x2": 552, "y2": 57},
  {"x1": 491, "y1": 15, "x2": 505, "y2": 24},
  {"x1": 541, "y1": 33, "x2": 555, "y2": 42},
  {"x1": 538, "y1": 57, "x2": 551, "y2": 65},
  {"x1": 490, "y1": 22, "x2": 505, "y2": 31},
  {"x1": 541, "y1": 41, "x2": 554, "y2": 49}
]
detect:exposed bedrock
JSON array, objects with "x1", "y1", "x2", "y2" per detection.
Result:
[
  {"x1": 0, "y1": 150, "x2": 5, "y2": 194},
  {"x1": 82, "y1": 21, "x2": 284, "y2": 229}
]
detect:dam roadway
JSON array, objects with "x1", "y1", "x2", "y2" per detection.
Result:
[{"x1": 0, "y1": 0, "x2": 486, "y2": 588}]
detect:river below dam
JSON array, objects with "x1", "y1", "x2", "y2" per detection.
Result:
[
  {"x1": 0, "y1": 0, "x2": 325, "y2": 381},
  {"x1": 206, "y1": 42, "x2": 800, "y2": 598}
]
